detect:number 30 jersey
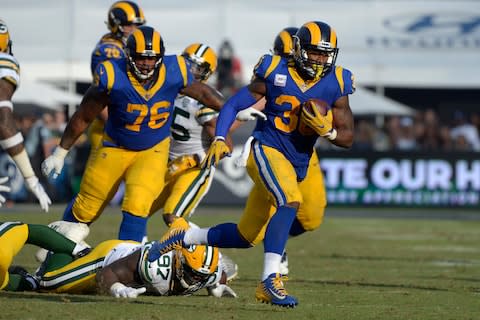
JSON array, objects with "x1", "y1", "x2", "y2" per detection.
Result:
[
  {"x1": 169, "y1": 95, "x2": 218, "y2": 162},
  {"x1": 93, "y1": 55, "x2": 194, "y2": 151},
  {"x1": 252, "y1": 54, "x2": 355, "y2": 179}
]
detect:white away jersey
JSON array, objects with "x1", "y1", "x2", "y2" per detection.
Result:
[
  {"x1": 0, "y1": 52, "x2": 20, "y2": 89},
  {"x1": 169, "y1": 95, "x2": 218, "y2": 162},
  {"x1": 102, "y1": 242, "x2": 141, "y2": 267},
  {"x1": 137, "y1": 242, "x2": 175, "y2": 295}
]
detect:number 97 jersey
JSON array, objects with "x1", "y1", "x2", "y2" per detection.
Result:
[
  {"x1": 252, "y1": 54, "x2": 355, "y2": 179},
  {"x1": 138, "y1": 242, "x2": 175, "y2": 295}
]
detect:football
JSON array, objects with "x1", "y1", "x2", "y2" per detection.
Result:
[
  {"x1": 302, "y1": 98, "x2": 330, "y2": 117},
  {"x1": 298, "y1": 99, "x2": 331, "y2": 135}
]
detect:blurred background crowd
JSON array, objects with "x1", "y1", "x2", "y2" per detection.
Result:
[
  {"x1": 9, "y1": 43, "x2": 480, "y2": 204},
  {"x1": 2, "y1": 0, "x2": 479, "y2": 207}
]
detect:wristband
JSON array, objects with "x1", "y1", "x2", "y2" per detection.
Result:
[
  {"x1": 12, "y1": 149, "x2": 35, "y2": 178},
  {"x1": 53, "y1": 146, "x2": 69, "y2": 159},
  {"x1": 0, "y1": 100, "x2": 13, "y2": 110},
  {"x1": 326, "y1": 129, "x2": 338, "y2": 141},
  {"x1": 0, "y1": 132, "x2": 23, "y2": 149}
]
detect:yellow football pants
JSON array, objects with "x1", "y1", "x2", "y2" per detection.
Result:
[
  {"x1": 238, "y1": 146, "x2": 326, "y2": 245},
  {"x1": 150, "y1": 164, "x2": 215, "y2": 218},
  {"x1": 72, "y1": 137, "x2": 170, "y2": 223},
  {"x1": 0, "y1": 222, "x2": 28, "y2": 290}
]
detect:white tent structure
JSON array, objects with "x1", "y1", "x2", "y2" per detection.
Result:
[
  {"x1": 351, "y1": 88, "x2": 415, "y2": 116},
  {"x1": 12, "y1": 80, "x2": 82, "y2": 112}
]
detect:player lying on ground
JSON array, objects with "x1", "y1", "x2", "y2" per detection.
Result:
[{"x1": 1, "y1": 220, "x2": 236, "y2": 298}]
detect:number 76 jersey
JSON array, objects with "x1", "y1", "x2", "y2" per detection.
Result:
[{"x1": 93, "y1": 55, "x2": 194, "y2": 151}]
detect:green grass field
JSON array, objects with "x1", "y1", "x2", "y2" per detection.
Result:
[{"x1": 1, "y1": 205, "x2": 479, "y2": 320}]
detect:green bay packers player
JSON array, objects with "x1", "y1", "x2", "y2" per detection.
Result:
[
  {"x1": 148, "y1": 21, "x2": 355, "y2": 307},
  {"x1": 0, "y1": 19, "x2": 51, "y2": 212},
  {"x1": 0, "y1": 221, "x2": 89, "y2": 291},
  {"x1": 41, "y1": 26, "x2": 224, "y2": 243},
  {"x1": 37, "y1": 220, "x2": 236, "y2": 298}
]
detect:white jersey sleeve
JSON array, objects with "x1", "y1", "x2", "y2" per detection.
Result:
[
  {"x1": 102, "y1": 242, "x2": 142, "y2": 267},
  {"x1": 0, "y1": 52, "x2": 20, "y2": 89},
  {"x1": 169, "y1": 95, "x2": 218, "y2": 162},
  {"x1": 137, "y1": 241, "x2": 175, "y2": 295}
]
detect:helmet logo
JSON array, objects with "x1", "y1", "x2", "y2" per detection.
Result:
[{"x1": 319, "y1": 40, "x2": 332, "y2": 48}]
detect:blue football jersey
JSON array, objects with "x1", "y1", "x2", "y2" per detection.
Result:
[
  {"x1": 90, "y1": 34, "x2": 126, "y2": 75},
  {"x1": 252, "y1": 54, "x2": 355, "y2": 178},
  {"x1": 93, "y1": 55, "x2": 194, "y2": 151}
]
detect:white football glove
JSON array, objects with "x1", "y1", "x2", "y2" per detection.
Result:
[
  {"x1": 41, "y1": 146, "x2": 69, "y2": 179},
  {"x1": 0, "y1": 176, "x2": 11, "y2": 207},
  {"x1": 207, "y1": 283, "x2": 238, "y2": 298},
  {"x1": 25, "y1": 176, "x2": 52, "y2": 212},
  {"x1": 110, "y1": 282, "x2": 147, "y2": 298},
  {"x1": 236, "y1": 107, "x2": 267, "y2": 121}
]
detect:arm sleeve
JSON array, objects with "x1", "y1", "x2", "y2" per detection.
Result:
[{"x1": 214, "y1": 86, "x2": 257, "y2": 137}]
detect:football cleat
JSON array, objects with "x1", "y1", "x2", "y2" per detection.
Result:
[
  {"x1": 220, "y1": 254, "x2": 239, "y2": 282},
  {"x1": 255, "y1": 273, "x2": 298, "y2": 307},
  {"x1": 279, "y1": 251, "x2": 289, "y2": 275},
  {"x1": 8, "y1": 265, "x2": 39, "y2": 291},
  {"x1": 148, "y1": 224, "x2": 188, "y2": 262}
]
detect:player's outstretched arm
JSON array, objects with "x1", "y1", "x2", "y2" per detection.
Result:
[
  {"x1": 96, "y1": 250, "x2": 145, "y2": 298},
  {"x1": 181, "y1": 81, "x2": 224, "y2": 111}
]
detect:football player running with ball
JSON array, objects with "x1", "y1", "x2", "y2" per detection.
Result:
[{"x1": 148, "y1": 21, "x2": 355, "y2": 307}]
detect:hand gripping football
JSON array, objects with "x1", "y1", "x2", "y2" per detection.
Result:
[
  {"x1": 298, "y1": 99, "x2": 331, "y2": 136},
  {"x1": 303, "y1": 98, "x2": 330, "y2": 117}
]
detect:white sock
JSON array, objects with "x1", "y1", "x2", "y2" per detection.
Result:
[
  {"x1": 72, "y1": 243, "x2": 89, "y2": 256},
  {"x1": 183, "y1": 228, "x2": 209, "y2": 246},
  {"x1": 262, "y1": 252, "x2": 282, "y2": 281},
  {"x1": 188, "y1": 221, "x2": 200, "y2": 229}
]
